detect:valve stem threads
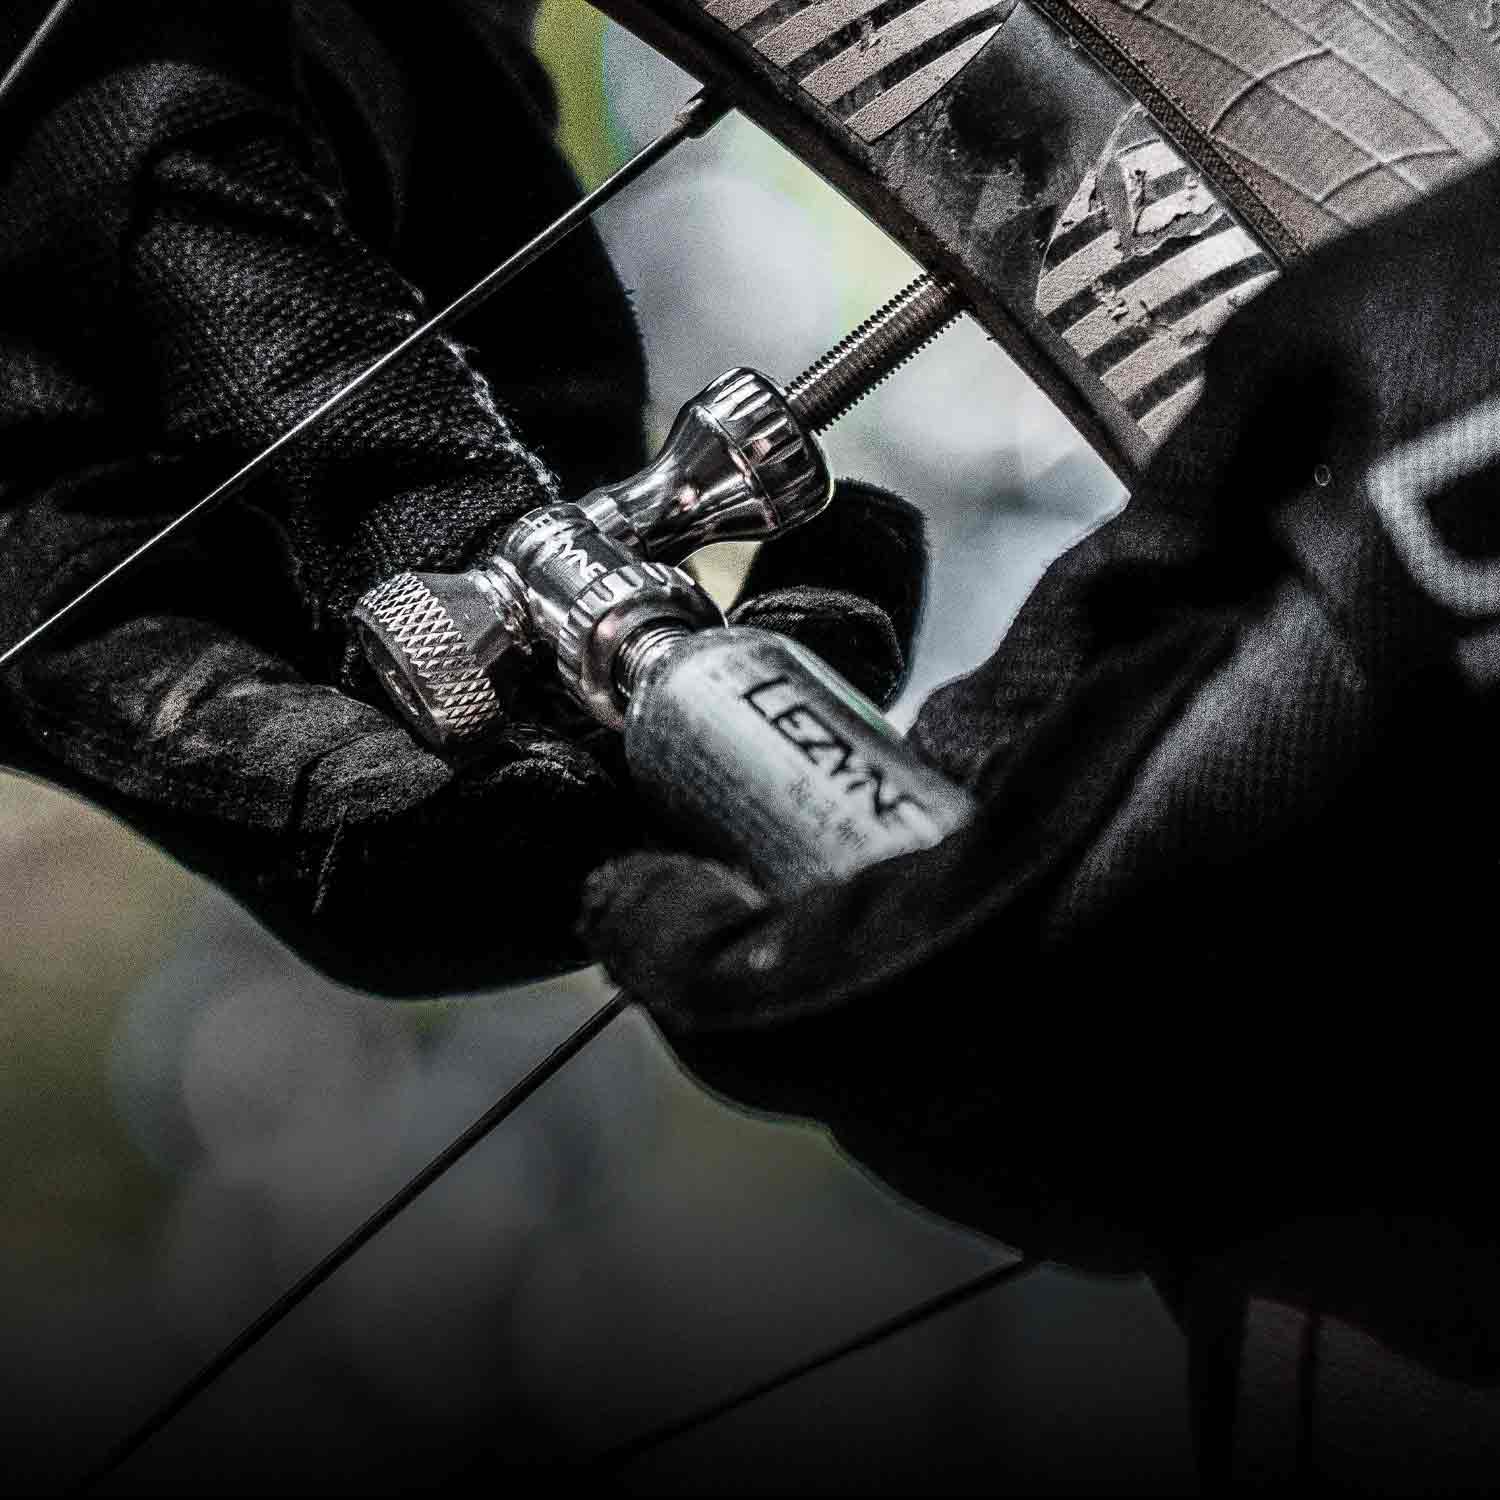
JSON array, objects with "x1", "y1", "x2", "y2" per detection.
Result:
[
  {"x1": 784, "y1": 274, "x2": 963, "y2": 435},
  {"x1": 614, "y1": 622, "x2": 693, "y2": 702}
]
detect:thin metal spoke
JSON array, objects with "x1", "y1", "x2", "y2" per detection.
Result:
[
  {"x1": 596, "y1": 1255, "x2": 1037, "y2": 1471},
  {"x1": 73, "y1": 993, "x2": 632, "y2": 1494},
  {"x1": 0, "y1": 0, "x2": 77, "y2": 108},
  {"x1": 78, "y1": 962, "x2": 1033, "y2": 1492},
  {"x1": 0, "y1": 88, "x2": 729, "y2": 672}
]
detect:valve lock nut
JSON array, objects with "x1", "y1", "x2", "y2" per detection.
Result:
[{"x1": 579, "y1": 368, "x2": 833, "y2": 561}]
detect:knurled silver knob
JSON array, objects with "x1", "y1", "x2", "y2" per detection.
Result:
[
  {"x1": 555, "y1": 560, "x2": 723, "y2": 729},
  {"x1": 352, "y1": 564, "x2": 531, "y2": 752}
]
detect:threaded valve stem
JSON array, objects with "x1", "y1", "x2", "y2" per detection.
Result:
[{"x1": 784, "y1": 274, "x2": 963, "y2": 434}]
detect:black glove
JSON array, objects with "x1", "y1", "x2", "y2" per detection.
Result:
[
  {"x1": 584, "y1": 154, "x2": 1500, "y2": 1265},
  {"x1": 0, "y1": 2, "x2": 922, "y2": 996}
]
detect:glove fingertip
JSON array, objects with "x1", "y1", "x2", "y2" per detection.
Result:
[
  {"x1": 579, "y1": 853, "x2": 773, "y2": 1021},
  {"x1": 728, "y1": 586, "x2": 906, "y2": 705},
  {"x1": 736, "y1": 478, "x2": 928, "y2": 643}
]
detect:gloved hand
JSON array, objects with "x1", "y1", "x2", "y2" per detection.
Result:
[
  {"x1": 583, "y1": 153, "x2": 1500, "y2": 1265},
  {"x1": 0, "y1": 1, "x2": 923, "y2": 996}
]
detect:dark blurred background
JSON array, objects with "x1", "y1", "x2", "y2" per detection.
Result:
[{"x1": 0, "y1": 4, "x2": 1199, "y2": 1491}]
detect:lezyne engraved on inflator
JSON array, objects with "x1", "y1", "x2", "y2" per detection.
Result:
[
  {"x1": 623, "y1": 629, "x2": 973, "y2": 892},
  {"x1": 742, "y1": 674, "x2": 926, "y2": 828},
  {"x1": 511, "y1": 510, "x2": 611, "y2": 584}
]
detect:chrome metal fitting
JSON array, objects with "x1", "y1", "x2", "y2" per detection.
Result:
[
  {"x1": 354, "y1": 279, "x2": 964, "y2": 754},
  {"x1": 579, "y1": 367, "x2": 833, "y2": 562},
  {"x1": 554, "y1": 560, "x2": 723, "y2": 730},
  {"x1": 500, "y1": 503, "x2": 639, "y2": 641},
  {"x1": 351, "y1": 563, "x2": 530, "y2": 752},
  {"x1": 501, "y1": 508, "x2": 722, "y2": 728},
  {"x1": 352, "y1": 503, "x2": 726, "y2": 750}
]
